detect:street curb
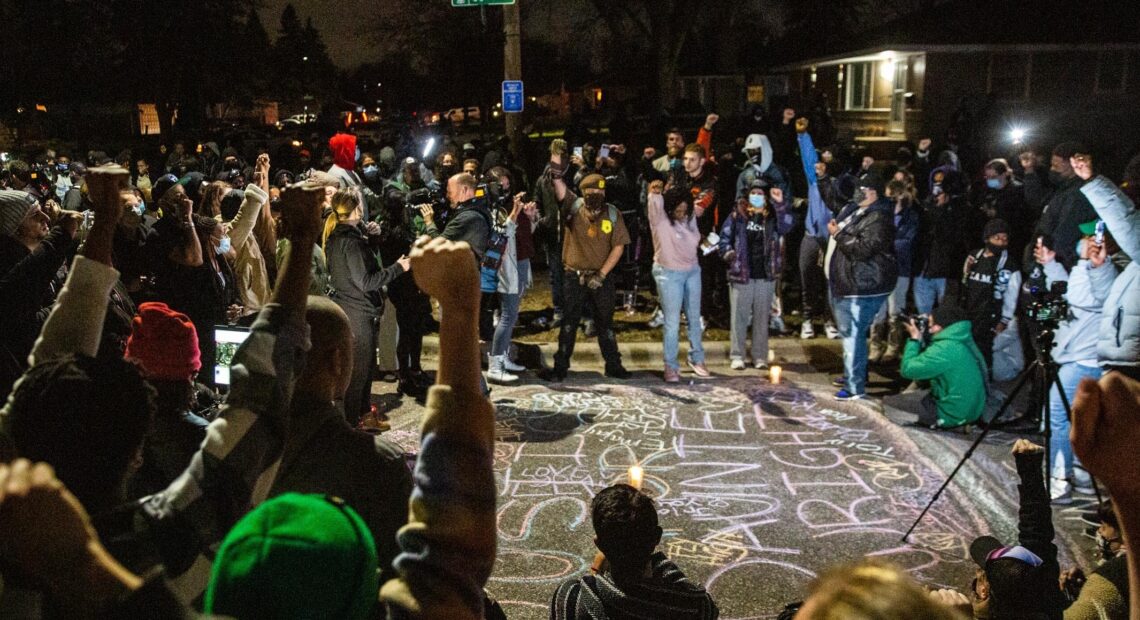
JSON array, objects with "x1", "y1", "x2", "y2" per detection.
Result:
[{"x1": 420, "y1": 337, "x2": 790, "y2": 367}]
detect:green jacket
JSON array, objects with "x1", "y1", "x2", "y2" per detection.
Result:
[{"x1": 900, "y1": 320, "x2": 987, "y2": 426}]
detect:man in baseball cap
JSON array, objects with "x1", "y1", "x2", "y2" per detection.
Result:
[{"x1": 966, "y1": 440, "x2": 1067, "y2": 619}]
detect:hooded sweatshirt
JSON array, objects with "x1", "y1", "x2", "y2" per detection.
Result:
[
  {"x1": 900, "y1": 320, "x2": 988, "y2": 426},
  {"x1": 328, "y1": 133, "x2": 362, "y2": 191}
]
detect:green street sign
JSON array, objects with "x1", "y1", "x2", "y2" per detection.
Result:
[{"x1": 452, "y1": 0, "x2": 514, "y2": 5}]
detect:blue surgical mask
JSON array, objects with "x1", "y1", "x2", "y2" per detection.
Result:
[
  {"x1": 217, "y1": 236, "x2": 232, "y2": 254},
  {"x1": 362, "y1": 165, "x2": 379, "y2": 180},
  {"x1": 986, "y1": 178, "x2": 1002, "y2": 190},
  {"x1": 749, "y1": 194, "x2": 766, "y2": 208},
  {"x1": 135, "y1": 201, "x2": 146, "y2": 216}
]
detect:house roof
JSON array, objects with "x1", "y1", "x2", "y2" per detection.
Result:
[{"x1": 768, "y1": 0, "x2": 1140, "y2": 70}]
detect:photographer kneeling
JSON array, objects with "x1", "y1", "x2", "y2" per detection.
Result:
[{"x1": 899, "y1": 301, "x2": 988, "y2": 430}]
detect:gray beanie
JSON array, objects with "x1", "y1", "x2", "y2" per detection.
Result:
[{"x1": 0, "y1": 190, "x2": 37, "y2": 238}]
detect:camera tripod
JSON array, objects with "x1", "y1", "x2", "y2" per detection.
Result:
[{"x1": 901, "y1": 322, "x2": 1101, "y2": 542}]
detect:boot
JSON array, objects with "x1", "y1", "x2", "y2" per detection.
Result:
[
  {"x1": 882, "y1": 321, "x2": 904, "y2": 363},
  {"x1": 487, "y1": 355, "x2": 519, "y2": 385},
  {"x1": 503, "y1": 355, "x2": 526, "y2": 373},
  {"x1": 868, "y1": 322, "x2": 887, "y2": 363}
]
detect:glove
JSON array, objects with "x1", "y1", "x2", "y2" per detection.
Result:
[
  {"x1": 722, "y1": 250, "x2": 736, "y2": 263},
  {"x1": 587, "y1": 273, "x2": 605, "y2": 290}
]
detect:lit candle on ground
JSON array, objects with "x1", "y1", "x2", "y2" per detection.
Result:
[
  {"x1": 769, "y1": 365, "x2": 783, "y2": 384},
  {"x1": 628, "y1": 465, "x2": 644, "y2": 490}
]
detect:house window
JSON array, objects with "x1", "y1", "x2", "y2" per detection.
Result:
[
  {"x1": 1096, "y1": 50, "x2": 1128, "y2": 93},
  {"x1": 988, "y1": 53, "x2": 1029, "y2": 99},
  {"x1": 844, "y1": 62, "x2": 872, "y2": 110}
]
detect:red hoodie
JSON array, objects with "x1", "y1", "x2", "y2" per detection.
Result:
[{"x1": 329, "y1": 133, "x2": 357, "y2": 171}]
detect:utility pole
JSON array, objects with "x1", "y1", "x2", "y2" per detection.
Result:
[{"x1": 502, "y1": 1, "x2": 523, "y2": 163}]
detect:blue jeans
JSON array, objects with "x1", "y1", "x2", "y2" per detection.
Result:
[
  {"x1": 873, "y1": 277, "x2": 911, "y2": 325},
  {"x1": 653, "y1": 264, "x2": 704, "y2": 370},
  {"x1": 491, "y1": 259, "x2": 529, "y2": 357},
  {"x1": 1049, "y1": 362, "x2": 1102, "y2": 480},
  {"x1": 912, "y1": 276, "x2": 946, "y2": 315},
  {"x1": 832, "y1": 295, "x2": 887, "y2": 395}
]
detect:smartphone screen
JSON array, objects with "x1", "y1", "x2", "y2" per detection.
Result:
[
  {"x1": 599, "y1": 145, "x2": 611, "y2": 160},
  {"x1": 573, "y1": 147, "x2": 583, "y2": 159}
]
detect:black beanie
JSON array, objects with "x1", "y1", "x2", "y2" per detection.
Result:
[
  {"x1": 932, "y1": 301, "x2": 969, "y2": 329},
  {"x1": 983, "y1": 218, "x2": 1009, "y2": 241}
]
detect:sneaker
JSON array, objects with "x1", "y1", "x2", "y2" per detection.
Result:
[
  {"x1": 537, "y1": 367, "x2": 567, "y2": 382},
  {"x1": 688, "y1": 360, "x2": 711, "y2": 378},
  {"x1": 648, "y1": 308, "x2": 665, "y2": 328},
  {"x1": 755, "y1": 361, "x2": 769, "y2": 371},
  {"x1": 1051, "y1": 478, "x2": 1073, "y2": 505},
  {"x1": 834, "y1": 389, "x2": 864, "y2": 401},
  {"x1": 502, "y1": 357, "x2": 527, "y2": 373},
  {"x1": 605, "y1": 365, "x2": 632, "y2": 380},
  {"x1": 1072, "y1": 469, "x2": 1095, "y2": 495},
  {"x1": 730, "y1": 358, "x2": 746, "y2": 370},
  {"x1": 831, "y1": 376, "x2": 846, "y2": 388},
  {"x1": 824, "y1": 321, "x2": 840, "y2": 339},
  {"x1": 800, "y1": 321, "x2": 815, "y2": 339},
  {"x1": 664, "y1": 367, "x2": 681, "y2": 383},
  {"x1": 700, "y1": 316, "x2": 708, "y2": 333}
]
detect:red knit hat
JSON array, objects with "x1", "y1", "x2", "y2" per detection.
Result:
[{"x1": 124, "y1": 302, "x2": 202, "y2": 380}]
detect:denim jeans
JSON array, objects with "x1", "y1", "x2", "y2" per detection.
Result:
[
  {"x1": 1049, "y1": 362, "x2": 1102, "y2": 480},
  {"x1": 491, "y1": 259, "x2": 529, "y2": 357},
  {"x1": 912, "y1": 276, "x2": 946, "y2": 315},
  {"x1": 653, "y1": 264, "x2": 704, "y2": 371},
  {"x1": 832, "y1": 295, "x2": 887, "y2": 395},
  {"x1": 873, "y1": 277, "x2": 912, "y2": 325}
]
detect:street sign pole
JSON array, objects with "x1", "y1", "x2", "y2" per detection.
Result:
[{"x1": 503, "y1": 1, "x2": 522, "y2": 162}]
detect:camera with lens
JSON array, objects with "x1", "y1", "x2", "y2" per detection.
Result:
[
  {"x1": 403, "y1": 186, "x2": 445, "y2": 225},
  {"x1": 1026, "y1": 281, "x2": 1069, "y2": 327},
  {"x1": 897, "y1": 313, "x2": 931, "y2": 343},
  {"x1": 27, "y1": 164, "x2": 56, "y2": 200}
]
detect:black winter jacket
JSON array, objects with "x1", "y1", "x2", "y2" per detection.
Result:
[
  {"x1": 828, "y1": 198, "x2": 898, "y2": 298},
  {"x1": 915, "y1": 195, "x2": 969, "y2": 279},
  {"x1": 326, "y1": 223, "x2": 405, "y2": 317}
]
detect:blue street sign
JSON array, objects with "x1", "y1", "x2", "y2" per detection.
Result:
[{"x1": 502, "y1": 80, "x2": 524, "y2": 113}]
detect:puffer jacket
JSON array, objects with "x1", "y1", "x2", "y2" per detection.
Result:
[
  {"x1": 1044, "y1": 257, "x2": 1115, "y2": 366},
  {"x1": 717, "y1": 201, "x2": 794, "y2": 284},
  {"x1": 1081, "y1": 176, "x2": 1139, "y2": 368},
  {"x1": 828, "y1": 198, "x2": 898, "y2": 298}
]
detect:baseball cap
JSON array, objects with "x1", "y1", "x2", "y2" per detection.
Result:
[
  {"x1": 1078, "y1": 218, "x2": 1102, "y2": 236},
  {"x1": 970, "y1": 537, "x2": 1044, "y2": 568}
]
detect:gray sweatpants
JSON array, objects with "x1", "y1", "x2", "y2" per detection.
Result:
[{"x1": 729, "y1": 278, "x2": 776, "y2": 363}]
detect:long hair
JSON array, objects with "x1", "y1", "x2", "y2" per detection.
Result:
[
  {"x1": 200, "y1": 180, "x2": 231, "y2": 218},
  {"x1": 663, "y1": 186, "x2": 693, "y2": 226},
  {"x1": 322, "y1": 188, "x2": 363, "y2": 250}
]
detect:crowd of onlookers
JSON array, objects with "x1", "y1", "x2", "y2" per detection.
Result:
[{"x1": 0, "y1": 100, "x2": 1138, "y2": 618}]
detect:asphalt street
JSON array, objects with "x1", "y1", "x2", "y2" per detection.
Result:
[{"x1": 375, "y1": 338, "x2": 1100, "y2": 620}]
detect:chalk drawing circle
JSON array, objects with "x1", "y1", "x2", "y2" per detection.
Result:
[{"x1": 490, "y1": 549, "x2": 588, "y2": 584}]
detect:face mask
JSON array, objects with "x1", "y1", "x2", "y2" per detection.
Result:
[
  {"x1": 355, "y1": 147, "x2": 361, "y2": 162},
  {"x1": 986, "y1": 242, "x2": 1006, "y2": 255},
  {"x1": 217, "y1": 236, "x2": 232, "y2": 255},
  {"x1": 135, "y1": 202, "x2": 146, "y2": 216},
  {"x1": 584, "y1": 192, "x2": 606, "y2": 215},
  {"x1": 986, "y1": 178, "x2": 1003, "y2": 190},
  {"x1": 1048, "y1": 171, "x2": 1064, "y2": 185},
  {"x1": 1096, "y1": 533, "x2": 1120, "y2": 560},
  {"x1": 224, "y1": 160, "x2": 240, "y2": 171},
  {"x1": 1076, "y1": 239, "x2": 1087, "y2": 258},
  {"x1": 748, "y1": 194, "x2": 765, "y2": 208},
  {"x1": 362, "y1": 165, "x2": 379, "y2": 180}
]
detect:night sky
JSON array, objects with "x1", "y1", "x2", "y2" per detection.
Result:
[{"x1": 260, "y1": 0, "x2": 378, "y2": 68}]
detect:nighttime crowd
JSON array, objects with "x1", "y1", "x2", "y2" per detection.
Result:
[{"x1": 0, "y1": 96, "x2": 1138, "y2": 619}]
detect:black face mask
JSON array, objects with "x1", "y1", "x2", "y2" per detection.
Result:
[
  {"x1": 584, "y1": 192, "x2": 606, "y2": 215},
  {"x1": 986, "y1": 242, "x2": 1007, "y2": 255},
  {"x1": 1048, "y1": 170, "x2": 1065, "y2": 185},
  {"x1": 439, "y1": 165, "x2": 457, "y2": 179}
]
